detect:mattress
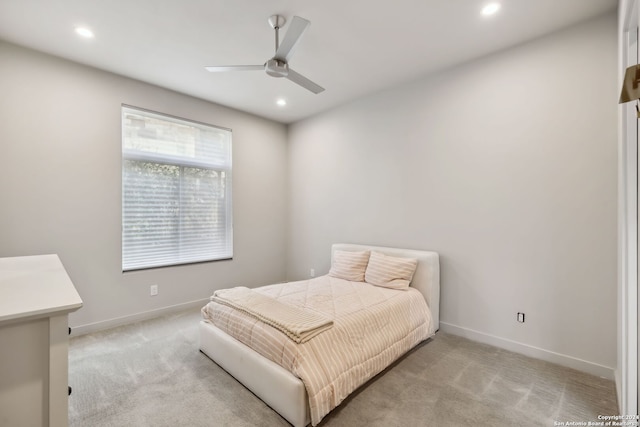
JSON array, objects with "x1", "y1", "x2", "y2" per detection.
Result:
[{"x1": 201, "y1": 275, "x2": 433, "y2": 425}]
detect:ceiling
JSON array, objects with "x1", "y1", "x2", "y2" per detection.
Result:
[{"x1": 0, "y1": 0, "x2": 617, "y2": 124}]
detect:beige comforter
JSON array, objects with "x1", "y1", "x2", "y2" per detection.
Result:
[
  {"x1": 211, "y1": 286, "x2": 333, "y2": 343},
  {"x1": 201, "y1": 275, "x2": 433, "y2": 426}
]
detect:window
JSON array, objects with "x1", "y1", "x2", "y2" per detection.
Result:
[{"x1": 121, "y1": 106, "x2": 232, "y2": 271}]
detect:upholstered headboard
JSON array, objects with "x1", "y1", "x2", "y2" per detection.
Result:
[{"x1": 331, "y1": 243, "x2": 440, "y2": 332}]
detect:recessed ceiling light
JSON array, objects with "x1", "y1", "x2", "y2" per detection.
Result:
[
  {"x1": 276, "y1": 98, "x2": 287, "y2": 107},
  {"x1": 75, "y1": 27, "x2": 94, "y2": 38},
  {"x1": 481, "y1": 3, "x2": 501, "y2": 16}
]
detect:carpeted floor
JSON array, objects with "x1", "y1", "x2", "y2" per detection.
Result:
[{"x1": 68, "y1": 308, "x2": 618, "y2": 427}]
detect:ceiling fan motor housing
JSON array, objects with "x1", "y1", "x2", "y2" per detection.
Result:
[{"x1": 265, "y1": 58, "x2": 289, "y2": 77}]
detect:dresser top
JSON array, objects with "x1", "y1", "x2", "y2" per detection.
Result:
[{"x1": 0, "y1": 254, "x2": 83, "y2": 323}]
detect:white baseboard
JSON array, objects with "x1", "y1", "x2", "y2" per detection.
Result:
[
  {"x1": 70, "y1": 298, "x2": 209, "y2": 337},
  {"x1": 439, "y1": 321, "x2": 615, "y2": 380}
]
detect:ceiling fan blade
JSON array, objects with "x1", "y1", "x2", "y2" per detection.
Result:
[
  {"x1": 274, "y1": 16, "x2": 310, "y2": 62},
  {"x1": 205, "y1": 65, "x2": 263, "y2": 72},
  {"x1": 286, "y1": 68, "x2": 325, "y2": 94}
]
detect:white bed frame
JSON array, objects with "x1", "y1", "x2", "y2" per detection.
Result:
[{"x1": 199, "y1": 243, "x2": 440, "y2": 427}]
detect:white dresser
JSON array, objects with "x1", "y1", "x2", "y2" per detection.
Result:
[{"x1": 0, "y1": 254, "x2": 83, "y2": 427}]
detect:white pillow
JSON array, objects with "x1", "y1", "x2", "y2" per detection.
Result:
[
  {"x1": 364, "y1": 251, "x2": 418, "y2": 290},
  {"x1": 329, "y1": 250, "x2": 370, "y2": 282}
]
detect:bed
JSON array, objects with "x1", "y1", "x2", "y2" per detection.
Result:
[{"x1": 199, "y1": 243, "x2": 440, "y2": 426}]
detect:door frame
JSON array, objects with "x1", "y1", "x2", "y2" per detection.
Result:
[{"x1": 619, "y1": 0, "x2": 639, "y2": 416}]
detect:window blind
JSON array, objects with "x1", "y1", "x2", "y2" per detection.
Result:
[{"x1": 122, "y1": 106, "x2": 232, "y2": 271}]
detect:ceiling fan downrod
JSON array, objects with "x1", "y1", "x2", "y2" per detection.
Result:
[{"x1": 268, "y1": 15, "x2": 286, "y2": 52}]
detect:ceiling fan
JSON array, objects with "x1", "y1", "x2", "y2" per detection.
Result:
[{"x1": 205, "y1": 15, "x2": 325, "y2": 94}]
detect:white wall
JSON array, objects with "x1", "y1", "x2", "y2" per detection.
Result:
[
  {"x1": 287, "y1": 13, "x2": 618, "y2": 376},
  {"x1": 0, "y1": 41, "x2": 289, "y2": 332}
]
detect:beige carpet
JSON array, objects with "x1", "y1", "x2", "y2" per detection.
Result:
[{"x1": 68, "y1": 308, "x2": 617, "y2": 426}]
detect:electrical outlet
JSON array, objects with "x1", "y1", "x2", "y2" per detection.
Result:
[
  {"x1": 517, "y1": 312, "x2": 525, "y2": 323},
  {"x1": 150, "y1": 284, "x2": 158, "y2": 296},
  {"x1": 310, "y1": 268, "x2": 315, "y2": 277}
]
